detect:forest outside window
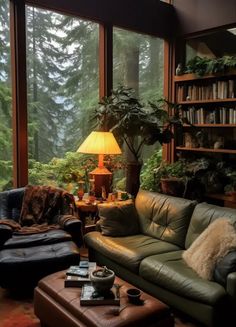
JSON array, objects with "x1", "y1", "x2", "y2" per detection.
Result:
[{"x1": 26, "y1": 6, "x2": 99, "y2": 191}]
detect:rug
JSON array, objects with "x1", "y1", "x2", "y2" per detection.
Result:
[
  {"x1": 0, "y1": 288, "x2": 40, "y2": 327},
  {"x1": 0, "y1": 286, "x2": 200, "y2": 327}
]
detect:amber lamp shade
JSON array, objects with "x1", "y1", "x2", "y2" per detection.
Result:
[{"x1": 77, "y1": 131, "x2": 122, "y2": 198}]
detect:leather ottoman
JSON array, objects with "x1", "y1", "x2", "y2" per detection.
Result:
[
  {"x1": 0, "y1": 241, "x2": 80, "y2": 289},
  {"x1": 34, "y1": 270, "x2": 174, "y2": 327}
]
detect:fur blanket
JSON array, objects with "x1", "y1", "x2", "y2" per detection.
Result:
[
  {"x1": 19, "y1": 185, "x2": 75, "y2": 226},
  {"x1": 182, "y1": 218, "x2": 236, "y2": 280},
  {"x1": 0, "y1": 185, "x2": 76, "y2": 235}
]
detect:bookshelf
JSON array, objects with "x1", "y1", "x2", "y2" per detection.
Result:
[{"x1": 173, "y1": 70, "x2": 236, "y2": 207}]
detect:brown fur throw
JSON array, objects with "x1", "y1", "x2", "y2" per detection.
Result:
[
  {"x1": 0, "y1": 219, "x2": 59, "y2": 235},
  {"x1": 182, "y1": 218, "x2": 236, "y2": 280},
  {"x1": 19, "y1": 185, "x2": 75, "y2": 226}
]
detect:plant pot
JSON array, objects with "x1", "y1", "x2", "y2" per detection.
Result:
[
  {"x1": 160, "y1": 177, "x2": 185, "y2": 197},
  {"x1": 90, "y1": 267, "x2": 115, "y2": 294},
  {"x1": 126, "y1": 162, "x2": 142, "y2": 197}
]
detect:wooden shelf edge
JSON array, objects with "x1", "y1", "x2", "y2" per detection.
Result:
[
  {"x1": 174, "y1": 69, "x2": 236, "y2": 82},
  {"x1": 178, "y1": 98, "x2": 236, "y2": 105},
  {"x1": 176, "y1": 147, "x2": 236, "y2": 154},
  {"x1": 183, "y1": 124, "x2": 236, "y2": 127}
]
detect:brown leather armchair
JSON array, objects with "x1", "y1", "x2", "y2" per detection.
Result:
[{"x1": 0, "y1": 186, "x2": 82, "y2": 289}]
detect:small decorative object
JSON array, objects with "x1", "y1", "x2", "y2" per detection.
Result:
[
  {"x1": 126, "y1": 288, "x2": 142, "y2": 305},
  {"x1": 196, "y1": 130, "x2": 209, "y2": 148},
  {"x1": 90, "y1": 266, "x2": 115, "y2": 294},
  {"x1": 214, "y1": 136, "x2": 224, "y2": 149},
  {"x1": 101, "y1": 186, "x2": 107, "y2": 201},
  {"x1": 77, "y1": 180, "x2": 85, "y2": 200},
  {"x1": 176, "y1": 63, "x2": 183, "y2": 76},
  {"x1": 184, "y1": 132, "x2": 198, "y2": 148}
]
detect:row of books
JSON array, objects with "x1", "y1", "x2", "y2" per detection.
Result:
[
  {"x1": 65, "y1": 261, "x2": 120, "y2": 306},
  {"x1": 176, "y1": 79, "x2": 236, "y2": 102},
  {"x1": 181, "y1": 106, "x2": 236, "y2": 125}
]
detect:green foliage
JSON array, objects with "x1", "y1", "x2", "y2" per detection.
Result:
[
  {"x1": 184, "y1": 55, "x2": 236, "y2": 76},
  {"x1": 94, "y1": 85, "x2": 180, "y2": 162},
  {"x1": 140, "y1": 149, "x2": 163, "y2": 191}
]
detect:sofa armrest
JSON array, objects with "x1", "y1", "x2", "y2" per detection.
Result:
[
  {"x1": 226, "y1": 272, "x2": 236, "y2": 301},
  {"x1": 56, "y1": 214, "x2": 83, "y2": 247},
  {"x1": 0, "y1": 224, "x2": 13, "y2": 246}
]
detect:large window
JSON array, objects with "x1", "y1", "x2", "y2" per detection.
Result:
[
  {"x1": 113, "y1": 27, "x2": 164, "y2": 166},
  {"x1": 113, "y1": 27, "x2": 164, "y2": 101},
  {"x1": 0, "y1": 0, "x2": 13, "y2": 191},
  {"x1": 26, "y1": 6, "x2": 99, "y2": 187}
]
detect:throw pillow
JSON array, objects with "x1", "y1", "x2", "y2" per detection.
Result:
[
  {"x1": 97, "y1": 200, "x2": 140, "y2": 237},
  {"x1": 182, "y1": 218, "x2": 236, "y2": 280}
]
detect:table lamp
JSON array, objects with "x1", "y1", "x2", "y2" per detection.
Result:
[{"x1": 77, "y1": 131, "x2": 122, "y2": 198}]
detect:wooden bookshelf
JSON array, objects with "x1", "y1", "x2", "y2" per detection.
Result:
[
  {"x1": 176, "y1": 147, "x2": 236, "y2": 154},
  {"x1": 174, "y1": 70, "x2": 236, "y2": 82}
]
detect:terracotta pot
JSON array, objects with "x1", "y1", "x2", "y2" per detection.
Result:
[{"x1": 160, "y1": 177, "x2": 185, "y2": 197}]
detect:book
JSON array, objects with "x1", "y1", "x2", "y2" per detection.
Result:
[
  {"x1": 80, "y1": 283, "x2": 120, "y2": 306},
  {"x1": 66, "y1": 262, "x2": 96, "y2": 276},
  {"x1": 64, "y1": 262, "x2": 96, "y2": 287}
]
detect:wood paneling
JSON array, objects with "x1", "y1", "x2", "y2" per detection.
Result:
[
  {"x1": 173, "y1": 0, "x2": 236, "y2": 36},
  {"x1": 10, "y1": 0, "x2": 28, "y2": 187},
  {"x1": 26, "y1": 0, "x2": 177, "y2": 39}
]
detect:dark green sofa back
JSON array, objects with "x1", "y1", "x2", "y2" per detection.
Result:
[
  {"x1": 185, "y1": 202, "x2": 236, "y2": 249},
  {"x1": 135, "y1": 190, "x2": 196, "y2": 248}
]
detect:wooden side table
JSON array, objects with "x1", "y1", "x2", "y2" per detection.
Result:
[{"x1": 75, "y1": 200, "x2": 98, "y2": 234}]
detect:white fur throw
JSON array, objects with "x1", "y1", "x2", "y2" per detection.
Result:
[{"x1": 182, "y1": 218, "x2": 236, "y2": 280}]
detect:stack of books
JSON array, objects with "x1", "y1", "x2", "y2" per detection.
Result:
[
  {"x1": 64, "y1": 261, "x2": 96, "y2": 287},
  {"x1": 80, "y1": 283, "x2": 120, "y2": 306}
]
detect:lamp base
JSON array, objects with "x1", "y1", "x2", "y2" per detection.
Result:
[{"x1": 90, "y1": 167, "x2": 112, "y2": 199}]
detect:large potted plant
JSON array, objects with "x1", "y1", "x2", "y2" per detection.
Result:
[{"x1": 93, "y1": 85, "x2": 182, "y2": 196}]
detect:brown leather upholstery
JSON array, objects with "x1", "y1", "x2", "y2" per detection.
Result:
[{"x1": 34, "y1": 270, "x2": 174, "y2": 327}]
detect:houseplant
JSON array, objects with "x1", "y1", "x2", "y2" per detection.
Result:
[{"x1": 93, "y1": 85, "x2": 182, "y2": 196}]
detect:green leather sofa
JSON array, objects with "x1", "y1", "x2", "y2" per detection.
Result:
[{"x1": 84, "y1": 189, "x2": 236, "y2": 327}]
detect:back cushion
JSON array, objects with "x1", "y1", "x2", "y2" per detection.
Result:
[
  {"x1": 135, "y1": 189, "x2": 196, "y2": 248},
  {"x1": 185, "y1": 202, "x2": 236, "y2": 249},
  {"x1": 0, "y1": 188, "x2": 24, "y2": 221}
]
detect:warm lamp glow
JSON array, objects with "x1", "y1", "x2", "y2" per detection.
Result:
[
  {"x1": 77, "y1": 131, "x2": 122, "y2": 198},
  {"x1": 77, "y1": 131, "x2": 121, "y2": 155},
  {"x1": 77, "y1": 131, "x2": 121, "y2": 169}
]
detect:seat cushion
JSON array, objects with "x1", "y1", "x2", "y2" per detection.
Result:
[
  {"x1": 139, "y1": 251, "x2": 226, "y2": 305},
  {"x1": 84, "y1": 231, "x2": 180, "y2": 273},
  {"x1": 2, "y1": 229, "x2": 72, "y2": 249}
]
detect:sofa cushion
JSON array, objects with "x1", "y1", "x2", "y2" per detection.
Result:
[
  {"x1": 135, "y1": 190, "x2": 196, "y2": 248},
  {"x1": 182, "y1": 218, "x2": 236, "y2": 280},
  {"x1": 97, "y1": 201, "x2": 140, "y2": 236},
  {"x1": 185, "y1": 202, "x2": 236, "y2": 249},
  {"x1": 2, "y1": 230, "x2": 72, "y2": 249},
  {"x1": 139, "y1": 251, "x2": 226, "y2": 305},
  {"x1": 84, "y1": 231, "x2": 180, "y2": 273}
]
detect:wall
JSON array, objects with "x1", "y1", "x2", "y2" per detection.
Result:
[{"x1": 173, "y1": 0, "x2": 236, "y2": 36}]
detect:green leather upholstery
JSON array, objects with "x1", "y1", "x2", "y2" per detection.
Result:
[
  {"x1": 84, "y1": 231, "x2": 180, "y2": 273},
  {"x1": 135, "y1": 190, "x2": 196, "y2": 247},
  {"x1": 85, "y1": 190, "x2": 236, "y2": 326},
  {"x1": 139, "y1": 251, "x2": 225, "y2": 305},
  {"x1": 185, "y1": 202, "x2": 236, "y2": 249}
]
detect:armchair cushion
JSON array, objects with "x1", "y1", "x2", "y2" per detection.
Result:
[{"x1": 214, "y1": 251, "x2": 236, "y2": 286}]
